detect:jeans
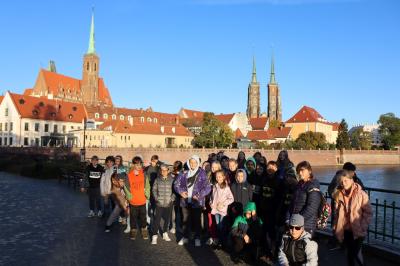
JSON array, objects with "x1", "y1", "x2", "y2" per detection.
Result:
[
  {"x1": 107, "y1": 204, "x2": 122, "y2": 226},
  {"x1": 152, "y1": 205, "x2": 173, "y2": 235},
  {"x1": 214, "y1": 213, "x2": 225, "y2": 241},
  {"x1": 182, "y1": 205, "x2": 202, "y2": 239},
  {"x1": 88, "y1": 187, "x2": 101, "y2": 212}
]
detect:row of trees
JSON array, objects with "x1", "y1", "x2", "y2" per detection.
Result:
[{"x1": 193, "y1": 112, "x2": 400, "y2": 150}]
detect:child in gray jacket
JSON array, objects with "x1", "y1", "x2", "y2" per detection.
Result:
[{"x1": 151, "y1": 164, "x2": 175, "y2": 244}]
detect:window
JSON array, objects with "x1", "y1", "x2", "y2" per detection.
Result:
[
  {"x1": 44, "y1": 124, "x2": 49, "y2": 132},
  {"x1": 9, "y1": 122, "x2": 13, "y2": 132},
  {"x1": 112, "y1": 114, "x2": 116, "y2": 120},
  {"x1": 54, "y1": 125, "x2": 58, "y2": 133},
  {"x1": 128, "y1": 115, "x2": 132, "y2": 121},
  {"x1": 95, "y1": 113, "x2": 100, "y2": 119},
  {"x1": 35, "y1": 138, "x2": 40, "y2": 146},
  {"x1": 0, "y1": 123, "x2": 2, "y2": 131},
  {"x1": 71, "y1": 126, "x2": 74, "y2": 129},
  {"x1": 154, "y1": 118, "x2": 158, "y2": 124},
  {"x1": 147, "y1": 117, "x2": 152, "y2": 123},
  {"x1": 120, "y1": 115, "x2": 125, "y2": 120},
  {"x1": 5, "y1": 123, "x2": 8, "y2": 131},
  {"x1": 63, "y1": 125, "x2": 66, "y2": 133},
  {"x1": 35, "y1": 123, "x2": 39, "y2": 132},
  {"x1": 103, "y1": 113, "x2": 108, "y2": 119},
  {"x1": 24, "y1": 122, "x2": 29, "y2": 131},
  {"x1": 140, "y1": 117, "x2": 144, "y2": 123},
  {"x1": 5, "y1": 108, "x2": 8, "y2": 116},
  {"x1": 95, "y1": 63, "x2": 97, "y2": 71},
  {"x1": 9, "y1": 137, "x2": 12, "y2": 146},
  {"x1": 0, "y1": 138, "x2": 2, "y2": 146},
  {"x1": 87, "y1": 62, "x2": 89, "y2": 71},
  {"x1": 4, "y1": 138, "x2": 7, "y2": 146},
  {"x1": 24, "y1": 137, "x2": 29, "y2": 146}
]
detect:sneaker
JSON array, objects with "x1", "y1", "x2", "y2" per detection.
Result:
[
  {"x1": 104, "y1": 226, "x2": 111, "y2": 233},
  {"x1": 87, "y1": 210, "x2": 95, "y2": 218},
  {"x1": 141, "y1": 228, "x2": 149, "y2": 240},
  {"x1": 213, "y1": 238, "x2": 219, "y2": 246},
  {"x1": 151, "y1": 235, "x2": 158, "y2": 245},
  {"x1": 206, "y1": 238, "x2": 214, "y2": 245},
  {"x1": 163, "y1": 232, "x2": 171, "y2": 242},
  {"x1": 97, "y1": 210, "x2": 103, "y2": 217},
  {"x1": 130, "y1": 229, "x2": 137, "y2": 240},
  {"x1": 195, "y1": 238, "x2": 201, "y2": 247},
  {"x1": 178, "y1": 237, "x2": 188, "y2": 246},
  {"x1": 124, "y1": 225, "x2": 131, "y2": 234},
  {"x1": 118, "y1": 216, "x2": 123, "y2": 223},
  {"x1": 170, "y1": 228, "x2": 176, "y2": 234}
]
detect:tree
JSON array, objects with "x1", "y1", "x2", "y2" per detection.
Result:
[
  {"x1": 295, "y1": 131, "x2": 328, "y2": 150},
  {"x1": 193, "y1": 112, "x2": 234, "y2": 148},
  {"x1": 336, "y1": 119, "x2": 351, "y2": 150},
  {"x1": 350, "y1": 128, "x2": 372, "y2": 150},
  {"x1": 378, "y1": 113, "x2": 400, "y2": 150}
]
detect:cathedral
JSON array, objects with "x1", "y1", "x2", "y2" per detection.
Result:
[
  {"x1": 246, "y1": 55, "x2": 282, "y2": 122},
  {"x1": 24, "y1": 12, "x2": 113, "y2": 107}
]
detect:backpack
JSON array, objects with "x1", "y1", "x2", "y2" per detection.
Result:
[{"x1": 308, "y1": 188, "x2": 331, "y2": 229}]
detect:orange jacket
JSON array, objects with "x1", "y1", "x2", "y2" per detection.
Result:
[{"x1": 127, "y1": 169, "x2": 149, "y2": 206}]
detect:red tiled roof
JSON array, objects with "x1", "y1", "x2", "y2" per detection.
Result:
[
  {"x1": 23, "y1": 88, "x2": 33, "y2": 96},
  {"x1": 100, "y1": 120, "x2": 192, "y2": 136},
  {"x1": 330, "y1": 122, "x2": 340, "y2": 131},
  {"x1": 286, "y1": 106, "x2": 326, "y2": 123},
  {"x1": 250, "y1": 117, "x2": 268, "y2": 130},
  {"x1": 247, "y1": 127, "x2": 291, "y2": 141},
  {"x1": 38, "y1": 69, "x2": 112, "y2": 106},
  {"x1": 0, "y1": 96, "x2": 4, "y2": 105},
  {"x1": 215, "y1": 113, "x2": 234, "y2": 124},
  {"x1": 180, "y1": 108, "x2": 204, "y2": 119},
  {"x1": 235, "y1": 128, "x2": 244, "y2": 139},
  {"x1": 9, "y1": 92, "x2": 87, "y2": 123}
]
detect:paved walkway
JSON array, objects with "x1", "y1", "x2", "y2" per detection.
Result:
[{"x1": 0, "y1": 172, "x2": 397, "y2": 266}]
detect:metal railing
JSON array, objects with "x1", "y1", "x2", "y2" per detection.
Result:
[{"x1": 320, "y1": 182, "x2": 400, "y2": 250}]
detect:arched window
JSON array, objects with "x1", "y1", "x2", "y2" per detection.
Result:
[
  {"x1": 140, "y1": 117, "x2": 144, "y2": 123},
  {"x1": 95, "y1": 113, "x2": 100, "y2": 119},
  {"x1": 112, "y1": 114, "x2": 116, "y2": 120},
  {"x1": 128, "y1": 115, "x2": 132, "y2": 122},
  {"x1": 120, "y1": 115, "x2": 125, "y2": 120},
  {"x1": 94, "y1": 63, "x2": 97, "y2": 71},
  {"x1": 103, "y1": 113, "x2": 108, "y2": 119},
  {"x1": 87, "y1": 62, "x2": 89, "y2": 71},
  {"x1": 147, "y1": 117, "x2": 152, "y2": 123},
  {"x1": 154, "y1": 118, "x2": 158, "y2": 124}
]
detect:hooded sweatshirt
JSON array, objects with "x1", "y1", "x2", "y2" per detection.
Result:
[{"x1": 230, "y1": 169, "x2": 253, "y2": 213}]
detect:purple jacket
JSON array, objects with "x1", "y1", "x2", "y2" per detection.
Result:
[{"x1": 174, "y1": 168, "x2": 211, "y2": 208}]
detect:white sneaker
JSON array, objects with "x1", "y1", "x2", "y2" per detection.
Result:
[
  {"x1": 178, "y1": 237, "x2": 188, "y2": 246},
  {"x1": 87, "y1": 210, "x2": 95, "y2": 218},
  {"x1": 151, "y1": 235, "x2": 158, "y2": 245},
  {"x1": 124, "y1": 225, "x2": 131, "y2": 234},
  {"x1": 213, "y1": 238, "x2": 219, "y2": 246},
  {"x1": 206, "y1": 238, "x2": 213, "y2": 245},
  {"x1": 97, "y1": 210, "x2": 103, "y2": 217},
  {"x1": 118, "y1": 216, "x2": 123, "y2": 223},
  {"x1": 169, "y1": 228, "x2": 176, "y2": 234},
  {"x1": 195, "y1": 239, "x2": 201, "y2": 247},
  {"x1": 163, "y1": 232, "x2": 171, "y2": 242}
]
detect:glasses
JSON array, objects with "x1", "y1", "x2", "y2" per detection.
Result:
[{"x1": 289, "y1": 226, "x2": 302, "y2": 231}]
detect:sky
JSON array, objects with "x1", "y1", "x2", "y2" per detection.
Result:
[{"x1": 0, "y1": 0, "x2": 399, "y2": 126}]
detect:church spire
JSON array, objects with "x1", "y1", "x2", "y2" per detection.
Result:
[
  {"x1": 251, "y1": 55, "x2": 257, "y2": 83},
  {"x1": 87, "y1": 8, "x2": 96, "y2": 54},
  {"x1": 269, "y1": 53, "x2": 276, "y2": 84}
]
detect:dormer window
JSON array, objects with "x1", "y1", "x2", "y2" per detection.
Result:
[
  {"x1": 72, "y1": 106, "x2": 77, "y2": 111},
  {"x1": 147, "y1": 117, "x2": 152, "y2": 123},
  {"x1": 140, "y1": 117, "x2": 144, "y2": 123},
  {"x1": 50, "y1": 112, "x2": 56, "y2": 118},
  {"x1": 103, "y1": 113, "x2": 108, "y2": 119},
  {"x1": 154, "y1": 118, "x2": 158, "y2": 124},
  {"x1": 112, "y1": 114, "x2": 116, "y2": 120},
  {"x1": 95, "y1": 113, "x2": 100, "y2": 119},
  {"x1": 32, "y1": 110, "x2": 39, "y2": 116},
  {"x1": 19, "y1": 99, "x2": 25, "y2": 104},
  {"x1": 120, "y1": 115, "x2": 125, "y2": 120},
  {"x1": 68, "y1": 114, "x2": 73, "y2": 119},
  {"x1": 39, "y1": 102, "x2": 45, "y2": 107}
]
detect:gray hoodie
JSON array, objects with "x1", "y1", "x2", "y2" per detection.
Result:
[{"x1": 278, "y1": 231, "x2": 318, "y2": 266}]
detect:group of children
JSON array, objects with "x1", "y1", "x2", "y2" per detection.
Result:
[{"x1": 81, "y1": 151, "x2": 371, "y2": 266}]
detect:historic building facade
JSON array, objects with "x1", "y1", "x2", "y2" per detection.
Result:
[
  {"x1": 267, "y1": 56, "x2": 282, "y2": 122},
  {"x1": 246, "y1": 57, "x2": 261, "y2": 119}
]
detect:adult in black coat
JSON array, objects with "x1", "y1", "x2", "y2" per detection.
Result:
[{"x1": 289, "y1": 161, "x2": 321, "y2": 235}]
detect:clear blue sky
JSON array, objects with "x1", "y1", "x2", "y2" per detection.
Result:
[{"x1": 0, "y1": 0, "x2": 399, "y2": 126}]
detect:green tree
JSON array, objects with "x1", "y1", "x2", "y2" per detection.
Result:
[
  {"x1": 378, "y1": 113, "x2": 400, "y2": 150},
  {"x1": 336, "y1": 119, "x2": 351, "y2": 150},
  {"x1": 193, "y1": 112, "x2": 234, "y2": 148},
  {"x1": 350, "y1": 128, "x2": 372, "y2": 150},
  {"x1": 295, "y1": 131, "x2": 328, "y2": 150}
]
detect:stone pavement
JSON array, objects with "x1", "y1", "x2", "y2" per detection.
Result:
[{"x1": 0, "y1": 172, "x2": 397, "y2": 266}]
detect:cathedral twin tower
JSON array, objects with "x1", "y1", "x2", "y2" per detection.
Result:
[{"x1": 246, "y1": 55, "x2": 282, "y2": 122}]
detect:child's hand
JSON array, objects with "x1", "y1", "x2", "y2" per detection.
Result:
[
  {"x1": 181, "y1": 192, "x2": 188, "y2": 199},
  {"x1": 217, "y1": 202, "x2": 224, "y2": 210},
  {"x1": 80, "y1": 188, "x2": 86, "y2": 193},
  {"x1": 192, "y1": 195, "x2": 199, "y2": 201},
  {"x1": 244, "y1": 234, "x2": 251, "y2": 244}
]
